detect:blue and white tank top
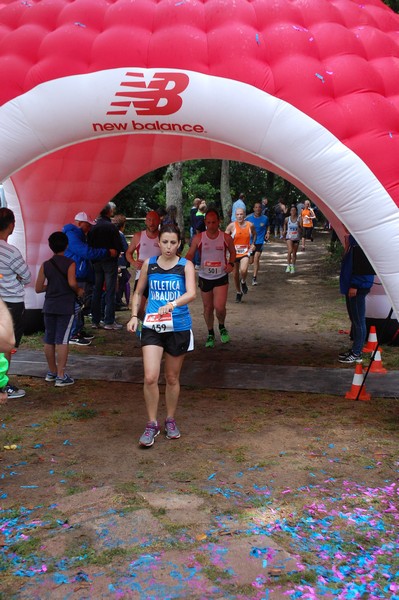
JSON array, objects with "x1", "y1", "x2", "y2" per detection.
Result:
[
  {"x1": 286, "y1": 217, "x2": 300, "y2": 241},
  {"x1": 145, "y1": 256, "x2": 192, "y2": 331}
]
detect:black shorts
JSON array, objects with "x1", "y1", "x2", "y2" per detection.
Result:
[
  {"x1": 303, "y1": 227, "x2": 313, "y2": 240},
  {"x1": 133, "y1": 279, "x2": 149, "y2": 299},
  {"x1": 141, "y1": 328, "x2": 194, "y2": 356},
  {"x1": 5, "y1": 301, "x2": 25, "y2": 347},
  {"x1": 253, "y1": 244, "x2": 264, "y2": 254},
  {"x1": 198, "y1": 274, "x2": 228, "y2": 293},
  {"x1": 235, "y1": 254, "x2": 249, "y2": 263}
]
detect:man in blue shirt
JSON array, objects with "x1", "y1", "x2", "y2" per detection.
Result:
[
  {"x1": 246, "y1": 201, "x2": 270, "y2": 285},
  {"x1": 231, "y1": 193, "x2": 246, "y2": 222}
]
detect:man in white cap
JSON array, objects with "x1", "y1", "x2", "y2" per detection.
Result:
[{"x1": 62, "y1": 212, "x2": 117, "y2": 344}]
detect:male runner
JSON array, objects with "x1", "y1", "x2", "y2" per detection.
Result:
[
  {"x1": 186, "y1": 208, "x2": 236, "y2": 347},
  {"x1": 125, "y1": 210, "x2": 161, "y2": 320},
  {"x1": 246, "y1": 201, "x2": 270, "y2": 285},
  {"x1": 225, "y1": 208, "x2": 256, "y2": 303}
]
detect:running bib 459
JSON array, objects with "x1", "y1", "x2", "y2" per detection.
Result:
[{"x1": 144, "y1": 312, "x2": 174, "y2": 332}]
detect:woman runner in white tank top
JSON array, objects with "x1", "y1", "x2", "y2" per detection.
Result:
[{"x1": 283, "y1": 205, "x2": 301, "y2": 274}]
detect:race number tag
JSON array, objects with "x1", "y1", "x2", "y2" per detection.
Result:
[
  {"x1": 235, "y1": 244, "x2": 248, "y2": 255},
  {"x1": 204, "y1": 260, "x2": 222, "y2": 275},
  {"x1": 144, "y1": 312, "x2": 174, "y2": 332}
]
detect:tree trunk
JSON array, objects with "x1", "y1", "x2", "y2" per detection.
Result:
[
  {"x1": 165, "y1": 162, "x2": 184, "y2": 232},
  {"x1": 220, "y1": 160, "x2": 232, "y2": 226}
]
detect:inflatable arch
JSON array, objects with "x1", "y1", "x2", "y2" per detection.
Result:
[{"x1": 1, "y1": 0, "x2": 399, "y2": 324}]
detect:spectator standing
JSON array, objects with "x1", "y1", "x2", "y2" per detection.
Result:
[
  {"x1": 338, "y1": 234, "x2": 375, "y2": 363},
  {"x1": 35, "y1": 232, "x2": 84, "y2": 386},
  {"x1": 88, "y1": 203, "x2": 123, "y2": 330},
  {"x1": 261, "y1": 196, "x2": 270, "y2": 219},
  {"x1": 113, "y1": 214, "x2": 131, "y2": 310},
  {"x1": 246, "y1": 201, "x2": 270, "y2": 285},
  {"x1": 0, "y1": 207, "x2": 31, "y2": 399},
  {"x1": 231, "y1": 193, "x2": 246, "y2": 222},
  {"x1": 125, "y1": 210, "x2": 162, "y2": 321},
  {"x1": 63, "y1": 211, "x2": 116, "y2": 345},
  {"x1": 273, "y1": 199, "x2": 287, "y2": 238},
  {"x1": 0, "y1": 299, "x2": 16, "y2": 404}
]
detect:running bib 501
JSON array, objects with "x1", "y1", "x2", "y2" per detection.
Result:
[
  {"x1": 144, "y1": 312, "x2": 174, "y2": 332},
  {"x1": 203, "y1": 260, "x2": 222, "y2": 275}
]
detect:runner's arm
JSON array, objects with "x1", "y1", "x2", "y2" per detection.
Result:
[
  {"x1": 185, "y1": 233, "x2": 200, "y2": 262},
  {"x1": 125, "y1": 232, "x2": 141, "y2": 267},
  {"x1": 224, "y1": 234, "x2": 236, "y2": 272}
]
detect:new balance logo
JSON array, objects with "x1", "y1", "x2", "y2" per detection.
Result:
[{"x1": 107, "y1": 72, "x2": 189, "y2": 116}]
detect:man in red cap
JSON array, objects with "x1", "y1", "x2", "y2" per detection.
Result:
[{"x1": 125, "y1": 210, "x2": 161, "y2": 321}]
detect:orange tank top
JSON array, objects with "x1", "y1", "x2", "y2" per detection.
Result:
[{"x1": 232, "y1": 221, "x2": 251, "y2": 257}]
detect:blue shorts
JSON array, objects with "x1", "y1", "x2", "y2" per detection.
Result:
[{"x1": 44, "y1": 313, "x2": 74, "y2": 345}]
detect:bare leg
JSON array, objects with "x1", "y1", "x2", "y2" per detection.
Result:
[
  {"x1": 292, "y1": 243, "x2": 299, "y2": 265},
  {"x1": 201, "y1": 290, "x2": 215, "y2": 330},
  {"x1": 239, "y1": 256, "x2": 250, "y2": 284},
  {"x1": 44, "y1": 343, "x2": 57, "y2": 374},
  {"x1": 55, "y1": 344, "x2": 69, "y2": 378},
  {"x1": 213, "y1": 284, "x2": 228, "y2": 325},
  {"x1": 233, "y1": 262, "x2": 241, "y2": 293},
  {"x1": 253, "y1": 252, "x2": 261, "y2": 278},
  {"x1": 142, "y1": 345, "x2": 163, "y2": 422},
  {"x1": 164, "y1": 352, "x2": 186, "y2": 419}
]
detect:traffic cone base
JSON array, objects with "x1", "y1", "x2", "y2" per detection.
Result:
[
  {"x1": 363, "y1": 325, "x2": 378, "y2": 353},
  {"x1": 345, "y1": 360, "x2": 371, "y2": 401},
  {"x1": 365, "y1": 347, "x2": 387, "y2": 374}
]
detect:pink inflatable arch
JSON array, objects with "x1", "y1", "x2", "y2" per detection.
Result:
[{"x1": 1, "y1": 0, "x2": 399, "y2": 320}]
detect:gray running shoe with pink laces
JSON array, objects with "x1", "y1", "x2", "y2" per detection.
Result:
[
  {"x1": 139, "y1": 422, "x2": 160, "y2": 447},
  {"x1": 164, "y1": 418, "x2": 181, "y2": 440}
]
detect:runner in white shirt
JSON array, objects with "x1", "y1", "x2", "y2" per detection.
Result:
[
  {"x1": 186, "y1": 208, "x2": 236, "y2": 348},
  {"x1": 126, "y1": 210, "x2": 161, "y2": 320}
]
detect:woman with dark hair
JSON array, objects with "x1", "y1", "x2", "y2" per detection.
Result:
[{"x1": 127, "y1": 223, "x2": 196, "y2": 447}]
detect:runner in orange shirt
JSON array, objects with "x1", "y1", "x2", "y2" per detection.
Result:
[{"x1": 226, "y1": 208, "x2": 256, "y2": 303}]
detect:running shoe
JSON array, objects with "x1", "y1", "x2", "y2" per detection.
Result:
[
  {"x1": 79, "y1": 329, "x2": 95, "y2": 340},
  {"x1": 252, "y1": 277, "x2": 257, "y2": 286},
  {"x1": 338, "y1": 352, "x2": 361, "y2": 364},
  {"x1": 285, "y1": 265, "x2": 291, "y2": 272},
  {"x1": 220, "y1": 328, "x2": 230, "y2": 344},
  {"x1": 235, "y1": 292, "x2": 243, "y2": 303},
  {"x1": 139, "y1": 422, "x2": 160, "y2": 447},
  {"x1": 338, "y1": 349, "x2": 352, "y2": 360},
  {"x1": 45, "y1": 372, "x2": 57, "y2": 382},
  {"x1": 290, "y1": 265, "x2": 295, "y2": 273},
  {"x1": 205, "y1": 334, "x2": 215, "y2": 348},
  {"x1": 241, "y1": 281, "x2": 248, "y2": 295},
  {"x1": 2, "y1": 384, "x2": 26, "y2": 399},
  {"x1": 55, "y1": 374, "x2": 75, "y2": 387},
  {"x1": 104, "y1": 322, "x2": 123, "y2": 330},
  {"x1": 164, "y1": 418, "x2": 181, "y2": 440},
  {"x1": 69, "y1": 336, "x2": 91, "y2": 346}
]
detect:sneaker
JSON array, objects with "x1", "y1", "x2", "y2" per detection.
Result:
[
  {"x1": 290, "y1": 265, "x2": 295, "y2": 273},
  {"x1": 205, "y1": 334, "x2": 215, "y2": 348},
  {"x1": 235, "y1": 292, "x2": 243, "y2": 303},
  {"x1": 338, "y1": 352, "x2": 361, "y2": 364},
  {"x1": 69, "y1": 336, "x2": 91, "y2": 346},
  {"x1": 338, "y1": 349, "x2": 352, "y2": 360},
  {"x1": 139, "y1": 422, "x2": 160, "y2": 447},
  {"x1": 220, "y1": 327, "x2": 230, "y2": 344},
  {"x1": 103, "y1": 322, "x2": 123, "y2": 330},
  {"x1": 165, "y1": 418, "x2": 181, "y2": 440},
  {"x1": 2, "y1": 384, "x2": 26, "y2": 399},
  {"x1": 45, "y1": 372, "x2": 57, "y2": 382},
  {"x1": 55, "y1": 374, "x2": 75, "y2": 387},
  {"x1": 241, "y1": 281, "x2": 248, "y2": 295},
  {"x1": 285, "y1": 265, "x2": 291, "y2": 272},
  {"x1": 91, "y1": 322, "x2": 101, "y2": 329},
  {"x1": 79, "y1": 330, "x2": 94, "y2": 340},
  {"x1": 252, "y1": 277, "x2": 257, "y2": 286}
]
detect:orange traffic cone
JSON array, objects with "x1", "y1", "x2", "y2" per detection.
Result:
[
  {"x1": 345, "y1": 360, "x2": 371, "y2": 401},
  {"x1": 366, "y1": 347, "x2": 387, "y2": 374},
  {"x1": 363, "y1": 326, "x2": 378, "y2": 353}
]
